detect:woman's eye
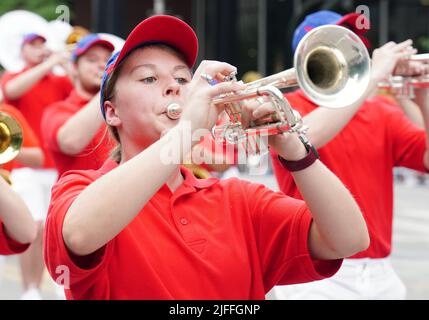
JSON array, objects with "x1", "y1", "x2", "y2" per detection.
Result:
[
  {"x1": 140, "y1": 77, "x2": 156, "y2": 84},
  {"x1": 176, "y1": 78, "x2": 189, "y2": 85}
]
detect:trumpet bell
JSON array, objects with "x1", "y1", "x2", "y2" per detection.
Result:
[
  {"x1": 295, "y1": 25, "x2": 371, "y2": 108},
  {"x1": 0, "y1": 112, "x2": 23, "y2": 164}
]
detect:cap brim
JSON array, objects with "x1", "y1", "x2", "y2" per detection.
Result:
[
  {"x1": 23, "y1": 34, "x2": 46, "y2": 44},
  {"x1": 113, "y1": 15, "x2": 198, "y2": 70},
  {"x1": 77, "y1": 39, "x2": 115, "y2": 57}
]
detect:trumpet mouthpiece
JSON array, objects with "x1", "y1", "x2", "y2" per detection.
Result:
[{"x1": 166, "y1": 103, "x2": 182, "y2": 120}]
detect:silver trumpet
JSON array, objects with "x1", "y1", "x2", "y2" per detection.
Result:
[
  {"x1": 211, "y1": 25, "x2": 371, "y2": 153},
  {"x1": 378, "y1": 54, "x2": 429, "y2": 98},
  {"x1": 167, "y1": 25, "x2": 371, "y2": 156}
]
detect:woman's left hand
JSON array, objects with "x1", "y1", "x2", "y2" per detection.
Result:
[
  {"x1": 179, "y1": 60, "x2": 245, "y2": 137},
  {"x1": 240, "y1": 98, "x2": 309, "y2": 160}
]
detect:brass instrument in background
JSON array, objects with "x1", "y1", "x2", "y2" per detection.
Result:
[
  {"x1": 378, "y1": 54, "x2": 429, "y2": 98},
  {"x1": 0, "y1": 169, "x2": 12, "y2": 185},
  {"x1": 0, "y1": 112, "x2": 23, "y2": 165},
  {"x1": 209, "y1": 25, "x2": 371, "y2": 155},
  {"x1": 0, "y1": 112, "x2": 23, "y2": 184},
  {"x1": 65, "y1": 26, "x2": 91, "y2": 51},
  {"x1": 0, "y1": 10, "x2": 124, "y2": 75}
]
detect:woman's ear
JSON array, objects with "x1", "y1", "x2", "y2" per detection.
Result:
[{"x1": 104, "y1": 101, "x2": 122, "y2": 127}]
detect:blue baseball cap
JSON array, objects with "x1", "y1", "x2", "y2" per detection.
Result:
[
  {"x1": 22, "y1": 33, "x2": 46, "y2": 47},
  {"x1": 292, "y1": 10, "x2": 371, "y2": 52},
  {"x1": 99, "y1": 15, "x2": 198, "y2": 120},
  {"x1": 72, "y1": 34, "x2": 115, "y2": 61}
]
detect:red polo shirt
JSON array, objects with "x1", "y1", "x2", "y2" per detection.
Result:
[
  {"x1": 42, "y1": 90, "x2": 114, "y2": 178},
  {"x1": 1, "y1": 69, "x2": 73, "y2": 168},
  {"x1": 271, "y1": 90, "x2": 428, "y2": 259},
  {"x1": 0, "y1": 104, "x2": 41, "y2": 172},
  {"x1": 0, "y1": 221, "x2": 30, "y2": 255},
  {"x1": 44, "y1": 159, "x2": 342, "y2": 300}
]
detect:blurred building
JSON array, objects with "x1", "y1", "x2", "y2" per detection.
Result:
[{"x1": 70, "y1": 0, "x2": 429, "y2": 78}]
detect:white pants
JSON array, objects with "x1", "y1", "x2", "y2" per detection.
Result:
[
  {"x1": 10, "y1": 168, "x2": 58, "y2": 222},
  {"x1": 0, "y1": 255, "x2": 4, "y2": 287},
  {"x1": 267, "y1": 258, "x2": 407, "y2": 300}
]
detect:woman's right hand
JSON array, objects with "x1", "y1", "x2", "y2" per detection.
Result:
[{"x1": 178, "y1": 60, "x2": 245, "y2": 137}]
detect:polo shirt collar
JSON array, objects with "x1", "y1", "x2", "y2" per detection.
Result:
[
  {"x1": 67, "y1": 90, "x2": 90, "y2": 106},
  {"x1": 180, "y1": 166, "x2": 219, "y2": 190},
  {"x1": 99, "y1": 159, "x2": 219, "y2": 190}
]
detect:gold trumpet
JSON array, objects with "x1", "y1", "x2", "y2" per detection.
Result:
[
  {"x1": 0, "y1": 111, "x2": 23, "y2": 165},
  {"x1": 209, "y1": 25, "x2": 371, "y2": 149},
  {"x1": 65, "y1": 26, "x2": 91, "y2": 52}
]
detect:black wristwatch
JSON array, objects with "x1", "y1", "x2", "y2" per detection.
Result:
[{"x1": 277, "y1": 134, "x2": 320, "y2": 172}]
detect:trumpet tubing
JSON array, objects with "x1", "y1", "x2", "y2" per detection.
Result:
[
  {"x1": 378, "y1": 53, "x2": 429, "y2": 97},
  {"x1": 409, "y1": 53, "x2": 429, "y2": 62}
]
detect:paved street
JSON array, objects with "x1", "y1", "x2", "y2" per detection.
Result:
[
  {"x1": 390, "y1": 182, "x2": 429, "y2": 300},
  {"x1": 0, "y1": 173, "x2": 428, "y2": 300}
]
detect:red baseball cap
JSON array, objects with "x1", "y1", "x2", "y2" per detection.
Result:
[
  {"x1": 100, "y1": 15, "x2": 198, "y2": 119},
  {"x1": 336, "y1": 13, "x2": 371, "y2": 47},
  {"x1": 72, "y1": 34, "x2": 115, "y2": 61},
  {"x1": 105, "y1": 15, "x2": 198, "y2": 76}
]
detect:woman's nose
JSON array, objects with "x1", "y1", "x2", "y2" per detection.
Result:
[{"x1": 164, "y1": 80, "x2": 181, "y2": 96}]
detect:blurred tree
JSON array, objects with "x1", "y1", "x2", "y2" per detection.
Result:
[
  {"x1": 0, "y1": 0, "x2": 72, "y2": 21},
  {"x1": 417, "y1": 36, "x2": 429, "y2": 52}
]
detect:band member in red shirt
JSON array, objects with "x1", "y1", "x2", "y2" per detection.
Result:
[
  {"x1": 42, "y1": 34, "x2": 115, "y2": 178},
  {"x1": 0, "y1": 106, "x2": 38, "y2": 256},
  {"x1": 44, "y1": 15, "x2": 369, "y2": 300},
  {"x1": 1, "y1": 32, "x2": 73, "y2": 300},
  {"x1": 269, "y1": 10, "x2": 429, "y2": 300}
]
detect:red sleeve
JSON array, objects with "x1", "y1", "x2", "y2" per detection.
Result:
[
  {"x1": 56, "y1": 76, "x2": 74, "y2": 99},
  {"x1": 383, "y1": 102, "x2": 428, "y2": 172},
  {"x1": 270, "y1": 149, "x2": 302, "y2": 199},
  {"x1": 44, "y1": 171, "x2": 114, "y2": 296},
  {"x1": 244, "y1": 181, "x2": 342, "y2": 291},
  {"x1": 284, "y1": 90, "x2": 318, "y2": 117},
  {"x1": 42, "y1": 103, "x2": 73, "y2": 153},
  {"x1": 1, "y1": 71, "x2": 22, "y2": 104},
  {"x1": 0, "y1": 221, "x2": 30, "y2": 255}
]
